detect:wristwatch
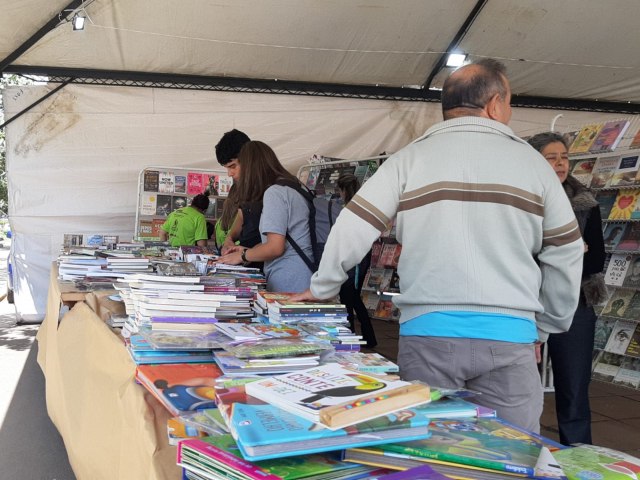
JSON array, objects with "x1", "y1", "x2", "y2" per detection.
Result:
[{"x1": 241, "y1": 248, "x2": 249, "y2": 265}]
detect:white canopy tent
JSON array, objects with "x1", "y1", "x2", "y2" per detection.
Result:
[{"x1": 1, "y1": 0, "x2": 640, "y2": 320}]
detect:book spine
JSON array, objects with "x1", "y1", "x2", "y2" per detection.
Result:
[
  {"x1": 386, "y1": 446, "x2": 534, "y2": 476},
  {"x1": 181, "y1": 439, "x2": 283, "y2": 480}
]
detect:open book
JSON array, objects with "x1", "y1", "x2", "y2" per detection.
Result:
[{"x1": 245, "y1": 363, "x2": 431, "y2": 430}]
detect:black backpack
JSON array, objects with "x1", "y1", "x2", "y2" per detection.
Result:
[{"x1": 275, "y1": 178, "x2": 341, "y2": 272}]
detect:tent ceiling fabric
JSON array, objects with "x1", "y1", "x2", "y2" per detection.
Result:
[{"x1": 2, "y1": 0, "x2": 640, "y2": 106}]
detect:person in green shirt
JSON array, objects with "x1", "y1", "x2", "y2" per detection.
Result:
[{"x1": 160, "y1": 194, "x2": 210, "y2": 247}]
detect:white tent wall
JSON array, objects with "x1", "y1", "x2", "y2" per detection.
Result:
[{"x1": 3, "y1": 83, "x2": 639, "y2": 320}]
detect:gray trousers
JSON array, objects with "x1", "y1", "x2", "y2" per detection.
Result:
[{"x1": 398, "y1": 336, "x2": 543, "y2": 433}]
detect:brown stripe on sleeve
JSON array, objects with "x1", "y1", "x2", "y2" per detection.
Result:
[
  {"x1": 544, "y1": 219, "x2": 579, "y2": 238},
  {"x1": 543, "y1": 219, "x2": 582, "y2": 247},
  {"x1": 402, "y1": 182, "x2": 543, "y2": 205},
  {"x1": 543, "y1": 227, "x2": 582, "y2": 247},
  {"x1": 346, "y1": 201, "x2": 389, "y2": 233},
  {"x1": 399, "y1": 189, "x2": 544, "y2": 216}
]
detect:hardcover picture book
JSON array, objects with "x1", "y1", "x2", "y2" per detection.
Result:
[
  {"x1": 604, "y1": 319, "x2": 636, "y2": 355},
  {"x1": 140, "y1": 193, "x2": 157, "y2": 216},
  {"x1": 612, "y1": 356, "x2": 640, "y2": 389},
  {"x1": 135, "y1": 362, "x2": 223, "y2": 415},
  {"x1": 603, "y1": 223, "x2": 627, "y2": 251},
  {"x1": 590, "y1": 156, "x2": 621, "y2": 189},
  {"x1": 601, "y1": 288, "x2": 635, "y2": 317},
  {"x1": 608, "y1": 189, "x2": 640, "y2": 220},
  {"x1": 158, "y1": 170, "x2": 175, "y2": 193},
  {"x1": 187, "y1": 172, "x2": 206, "y2": 195},
  {"x1": 244, "y1": 364, "x2": 431, "y2": 430},
  {"x1": 617, "y1": 223, "x2": 640, "y2": 251},
  {"x1": 589, "y1": 120, "x2": 631, "y2": 153},
  {"x1": 143, "y1": 169, "x2": 159, "y2": 192},
  {"x1": 609, "y1": 156, "x2": 640, "y2": 188},
  {"x1": 570, "y1": 157, "x2": 596, "y2": 187},
  {"x1": 569, "y1": 123, "x2": 604, "y2": 154},
  {"x1": 217, "y1": 385, "x2": 431, "y2": 461},
  {"x1": 552, "y1": 444, "x2": 640, "y2": 480},
  {"x1": 179, "y1": 434, "x2": 377, "y2": 480}
]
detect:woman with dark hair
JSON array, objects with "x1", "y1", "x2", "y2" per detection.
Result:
[
  {"x1": 528, "y1": 131, "x2": 606, "y2": 446},
  {"x1": 337, "y1": 174, "x2": 377, "y2": 348},
  {"x1": 216, "y1": 141, "x2": 314, "y2": 292},
  {"x1": 160, "y1": 194, "x2": 210, "y2": 247}
]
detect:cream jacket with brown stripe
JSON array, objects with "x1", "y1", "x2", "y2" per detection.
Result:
[{"x1": 310, "y1": 117, "x2": 584, "y2": 341}]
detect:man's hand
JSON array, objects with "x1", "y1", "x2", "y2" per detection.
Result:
[
  {"x1": 535, "y1": 341, "x2": 543, "y2": 364},
  {"x1": 289, "y1": 289, "x2": 321, "y2": 302}
]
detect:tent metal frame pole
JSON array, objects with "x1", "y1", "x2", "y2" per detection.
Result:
[
  {"x1": 422, "y1": 0, "x2": 489, "y2": 90},
  {"x1": 4, "y1": 65, "x2": 640, "y2": 114},
  {"x1": 0, "y1": 0, "x2": 86, "y2": 73},
  {"x1": 0, "y1": 79, "x2": 73, "y2": 130}
]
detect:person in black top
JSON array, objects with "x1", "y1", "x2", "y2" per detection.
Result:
[
  {"x1": 214, "y1": 129, "x2": 263, "y2": 258},
  {"x1": 528, "y1": 132, "x2": 606, "y2": 445},
  {"x1": 336, "y1": 174, "x2": 377, "y2": 348}
]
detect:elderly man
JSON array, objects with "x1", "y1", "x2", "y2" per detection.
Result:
[{"x1": 292, "y1": 58, "x2": 583, "y2": 432}]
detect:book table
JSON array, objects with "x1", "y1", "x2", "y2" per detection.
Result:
[{"x1": 36, "y1": 264, "x2": 179, "y2": 479}]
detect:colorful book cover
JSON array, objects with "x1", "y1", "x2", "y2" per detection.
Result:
[
  {"x1": 135, "y1": 363, "x2": 223, "y2": 415},
  {"x1": 172, "y1": 195, "x2": 188, "y2": 211},
  {"x1": 214, "y1": 323, "x2": 301, "y2": 341},
  {"x1": 604, "y1": 319, "x2": 636, "y2": 355},
  {"x1": 597, "y1": 191, "x2": 619, "y2": 220},
  {"x1": 608, "y1": 189, "x2": 640, "y2": 220},
  {"x1": 601, "y1": 288, "x2": 635, "y2": 316},
  {"x1": 83, "y1": 234, "x2": 104, "y2": 247},
  {"x1": 140, "y1": 192, "x2": 157, "y2": 215},
  {"x1": 224, "y1": 392, "x2": 431, "y2": 461},
  {"x1": 374, "y1": 299, "x2": 395, "y2": 319},
  {"x1": 204, "y1": 174, "x2": 219, "y2": 195},
  {"x1": 187, "y1": 172, "x2": 206, "y2": 195},
  {"x1": 569, "y1": 123, "x2": 604, "y2": 154},
  {"x1": 617, "y1": 223, "x2": 640, "y2": 251},
  {"x1": 143, "y1": 169, "x2": 159, "y2": 192},
  {"x1": 218, "y1": 175, "x2": 233, "y2": 197},
  {"x1": 625, "y1": 324, "x2": 640, "y2": 358},
  {"x1": 138, "y1": 220, "x2": 154, "y2": 238},
  {"x1": 630, "y1": 128, "x2": 640, "y2": 150},
  {"x1": 612, "y1": 356, "x2": 640, "y2": 389},
  {"x1": 244, "y1": 364, "x2": 431, "y2": 430},
  {"x1": 152, "y1": 218, "x2": 165, "y2": 238},
  {"x1": 590, "y1": 156, "x2": 621, "y2": 189},
  {"x1": 605, "y1": 254, "x2": 634, "y2": 286},
  {"x1": 589, "y1": 120, "x2": 631, "y2": 153},
  {"x1": 156, "y1": 194, "x2": 173, "y2": 216},
  {"x1": 375, "y1": 465, "x2": 451, "y2": 480},
  {"x1": 603, "y1": 223, "x2": 627, "y2": 251},
  {"x1": 357, "y1": 423, "x2": 544, "y2": 477},
  {"x1": 361, "y1": 290, "x2": 381, "y2": 312},
  {"x1": 552, "y1": 444, "x2": 640, "y2": 480},
  {"x1": 622, "y1": 255, "x2": 640, "y2": 288},
  {"x1": 180, "y1": 434, "x2": 373, "y2": 480},
  {"x1": 174, "y1": 175, "x2": 187, "y2": 194},
  {"x1": 327, "y1": 352, "x2": 399, "y2": 374},
  {"x1": 609, "y1": 156, "x2": 640, "y2": 188},
  {"x1": 570, "y1": 157, "x2": 597, "y2": 187},
  {"x1": 562, "y1": 130, "x2": 580, "y2": 150},
  {"x1": 306, "y1": 167, "x2": 320, "y2": 190},
  {"x1": 592, "y1": 351, "x2": 623, "y2": 382},
  {"x1": 158, "y1": 170, "x2": 175, "y2": 193},
  {"x1": 594, "y1": 317, "x2": 618, "y2": 350}
]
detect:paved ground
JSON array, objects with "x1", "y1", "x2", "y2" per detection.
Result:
[{"x1": 0, "y1": 243, "x2": 76, "y2": 479}]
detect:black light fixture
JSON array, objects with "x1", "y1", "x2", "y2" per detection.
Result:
[{"x1": 72, "y1": 13, "x2": 86, "y2": 31}]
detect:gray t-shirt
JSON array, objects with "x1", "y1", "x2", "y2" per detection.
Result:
[{"x1": 260, "y1": 184, "x2": 313, "y2": 292}]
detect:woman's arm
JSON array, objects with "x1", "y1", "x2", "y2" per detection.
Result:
[
  {"x1": 217, "y1": 232, "x2": 286, "y2": 264},
  {"x1": 221, "y1": 209, "x2": 243, "y2": 254}
]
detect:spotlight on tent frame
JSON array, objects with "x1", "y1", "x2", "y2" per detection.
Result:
[
  {"x1": 72, "y1": 13, "x2": 86, "y2": 31},
  {"x1": 446, "y1": 53, "x2": 467, "y2": 68}
]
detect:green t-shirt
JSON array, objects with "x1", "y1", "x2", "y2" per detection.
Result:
[
  {"x1": 214, "y1": 214, "x2": 240, "y2": 249},
  {"x1": 161, "y1": 206, "x2": 208, "y2": 247}
]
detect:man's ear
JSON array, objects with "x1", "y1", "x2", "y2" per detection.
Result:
[{"x1": 484, "y1": 93, "x2": 501, "y2": 121}]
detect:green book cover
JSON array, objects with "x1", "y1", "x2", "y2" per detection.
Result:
[
  {"x1": 553, "y1": 444, "x2": 640, "y2": 479},
  {"x1": 203, "y1": 434, "x2": 371, "y2": 480},
  {"x1": 370, "y1": 423, "x2": 542, "y2": 476}
]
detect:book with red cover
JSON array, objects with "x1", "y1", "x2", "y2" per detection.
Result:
[
  {"x1": 135, "y1": 363, "x2": 222, "y2": 415},
  {"x1": 589, "y1": 120, "x2": 631, "y2": 153}
]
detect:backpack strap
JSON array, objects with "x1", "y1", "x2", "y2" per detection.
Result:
[{"x1": 275, "y1": 178, "x2": 319, "y2": 272}]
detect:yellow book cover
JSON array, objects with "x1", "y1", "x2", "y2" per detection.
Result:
[
  {"x1": 608, "y1": 189, "x2": 640, "y2": 220},
  {"x1": 569, "y1": 123, "x2": 604, "y2": 154}
]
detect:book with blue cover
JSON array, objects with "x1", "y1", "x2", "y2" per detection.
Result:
[{"x1": 215, "y1": 382, "x2": 431, "y2": 461}]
